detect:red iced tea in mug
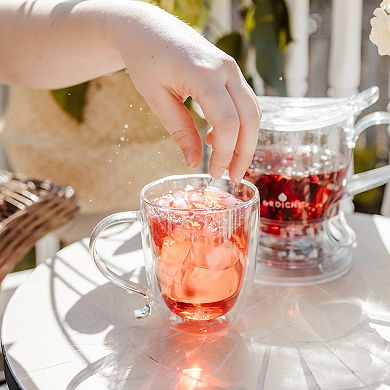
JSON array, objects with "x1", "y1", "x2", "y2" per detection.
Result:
[
  {"x1": 148, "y1": 186, "x2": 247, "y2": 320},
  {"x1": 245, "y1": 146, "x2": 347, "y2": 232}
]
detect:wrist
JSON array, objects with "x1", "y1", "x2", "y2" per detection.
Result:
[{"x1": 93, "y1": 1, "x2": 176, "y2": 71}]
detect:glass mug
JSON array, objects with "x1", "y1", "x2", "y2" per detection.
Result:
[
  {"x1": 245, "y1": 94, "x2": 390, "y2": 285},
  {"x1": 89, "y1": 174, "x2": 259, "y2": 329}
]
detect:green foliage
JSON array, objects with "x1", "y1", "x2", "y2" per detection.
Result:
[
  {"x1": 216, "y1": 0, "x2": 292, "y2": 95},
  {"x1": 250, "y1": 1, "x2": 290, "y2": 95},
  {"x1": 13, "y1": 247, "x2": 36, "y2": 272},
  {"x1": 234, "y1": 0, "x2": 292, "y2": 95},
  {"x1": 216, "y1": 32, "x2": 247, "y2": 75},
  {"x1": 145, "y1": 0, "x2": 211, "y2": 30},
  {"x1": 50, "y1": 82, "x2": 89, "y2": 123},
  {"x1": 353, "y1": 147, "x2": 384, "y2": 214}
]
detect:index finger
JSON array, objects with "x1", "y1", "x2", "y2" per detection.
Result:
[
  {"x1": 226, "y1": 71, "x2": 261, "y2": 181},
  {"x1": 194, "y1": 83, "x2": 240, "y2": 179}
]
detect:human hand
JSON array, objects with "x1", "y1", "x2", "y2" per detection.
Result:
[{"x1": 106, "y1": 2, "x2": 261, "y2": 182}]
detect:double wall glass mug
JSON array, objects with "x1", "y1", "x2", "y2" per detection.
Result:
[
  {"x1": 246, "y1": 89, "x2": 390, "y2": 285},
  {"x1": 89, "y1": 174, "x2": 259, "y2": 330}
]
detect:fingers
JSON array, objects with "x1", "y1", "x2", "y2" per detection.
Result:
[
  {"x1": 193, "y1": 83, "x2": 240, "y2": 179},
  {"x1": 138, "y1": 57, "x2": 259, "y2": 181},
  {"x1": 190, "y1": 59, "x2": 260, "y2": 182},
  {"x1": 226, "y1": 70, "x2": 261, "y2": 181},
  {"x1": 145, "y1": 88, "x2": 202, "y2": 168}
]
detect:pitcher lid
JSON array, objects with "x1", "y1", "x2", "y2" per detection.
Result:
[{"x1": 259, "y1": 103, "x2": 354, "y2": 131}]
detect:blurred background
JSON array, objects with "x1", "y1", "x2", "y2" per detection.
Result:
[{"x1": 0, "y1": 0, "x2": 389, "y2": 272}]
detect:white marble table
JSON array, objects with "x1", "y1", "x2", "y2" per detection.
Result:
[{"x1": 2, "y1": 213, "x2": 390, "y2": 389}]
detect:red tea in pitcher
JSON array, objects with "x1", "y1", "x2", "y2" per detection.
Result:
[
  {"x1": 149, "y1": 186, "x2": 247, "y2": 320},
  {"x1": 245, "y1": 146, "x2": 347, "y2": 232}
]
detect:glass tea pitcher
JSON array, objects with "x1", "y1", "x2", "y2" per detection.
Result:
[{"x1": 247, "y1": 87, "x2": 390, "y2": 285}]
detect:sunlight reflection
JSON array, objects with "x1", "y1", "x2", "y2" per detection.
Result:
[
  {"x1": 286, "y1": 301, "x2": 299, "y2": 319},
  {"x1": 175, "y1": 367, "x2": 203, "y2": 390},
  {"x1": 172, "y1": 364, "x2": 233, "y2": 389},
  {"x1": 366, "y1": 301, "x2": 390, "y2": 323},
  {"x1": 370, "y1": 323, "x2": 390, "y2": 342}
]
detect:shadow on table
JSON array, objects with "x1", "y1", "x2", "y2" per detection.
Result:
[
  {"x1": 54, "y1": 215, "x2": 390, "y2": 389},
  {"x1": 63, "y1": 268, "x2": 259, "y2": 389}
]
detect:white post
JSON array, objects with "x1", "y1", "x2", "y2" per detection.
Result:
[
  {"x1": 328, "y1": 0, "x2": 363, "y2": 214},
  {"x1": 209, "y1": 0, "x2": 232, "y2": 39},
  {"x1": 246, "y1": 46, "x2": 265, "y2": 96},
  {"x1": 284, "y1": 0, "x2": 310, "y2": 97},
  {"x1": 381, "y1": 66, "x2": 390, "y2": 217},
  {"x1": 328, "y1": 0, "x2": 363, "y2": 97}
]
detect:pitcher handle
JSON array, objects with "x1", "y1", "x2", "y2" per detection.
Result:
[
  {"x1": 326, "y1": 111, "x2": 390, "y2": 246},
  {"x1": 89, "y1": 211, "x2": 152, "y2": 319},
  {"x1": 353, "y1": 111, "x2": 390, "y2": 141},
  {"x1": 347, "y1": 111, "x2": 390, "y2": 195},
  {"x1": 347, "y1": 165, "x2": 390, "y2": 197}
]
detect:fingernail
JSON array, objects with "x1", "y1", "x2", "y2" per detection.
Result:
[
  {"x1": 212, "y1": 167, "x2": 225, "y2": 179},
  {"x1": 230, "y1": 170, "x2": 245, "y2": 184},
  {"x1": 184, "y1": 151, "x2": 196, "y2": 168}
]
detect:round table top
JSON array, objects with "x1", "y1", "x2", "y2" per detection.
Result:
[{"x1": 2, "y1": 212, "x2": 390, "y2": 389}]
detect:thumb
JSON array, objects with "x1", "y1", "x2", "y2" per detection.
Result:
[{"x1": 145, "y1": 88, "x2": 202, "y2": 168}]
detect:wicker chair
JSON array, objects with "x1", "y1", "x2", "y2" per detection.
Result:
[{"x1": 0, "y1": 170, "x2": 78, "y2": 281}]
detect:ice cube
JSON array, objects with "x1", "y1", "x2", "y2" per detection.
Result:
[
  {"x1": 172, "y1": 196, "x2": 188, "y2": 209},
  {"x1": 155, "y1": 196, "x2": 171, "y2": 207},
  {"x1": 205, "y1": 242, "x2": 241, "y2": 270},
  {"x1": 188, "y1": 236, "x2": 211, "y2": 268},
  {"x1": 222, "y1": 196, "x2": 239, "y2": 208},
  {"x1": 173, "y1": 247, "x2": 196, "y2": 286},
  {"x1": 159, "y1": 237, "x2": 191, "y2": 290},
  {"x1": 205, "y1": 186, "x2": 226, "y2": 199},
  {"x1": 172, "y1": 225, "x2": 192, "y2": 241},
  {"x1": 190, "y1": 238, "x2": 241, "y2": 271},
  {"x1": 172, "y1": 239, "x2": 243, "y2": 302},
  {"x1": 188, "y1": 191, "x2": 204, "y2": 203},
  {"x1": 205, "y1": 186, "x2": 225, "y2": 194}
]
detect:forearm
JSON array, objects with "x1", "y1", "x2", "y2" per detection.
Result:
[{"x1": 0, "y1": 0, "x2": 139, "y2": 89}]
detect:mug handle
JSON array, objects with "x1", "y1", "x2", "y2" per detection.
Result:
[
  {"x1": 89, "y1": 211, "x2": 152, "y2": 319},
  {"x1": 346, "y1": 111, "x2": 390, "y2": 196}
]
